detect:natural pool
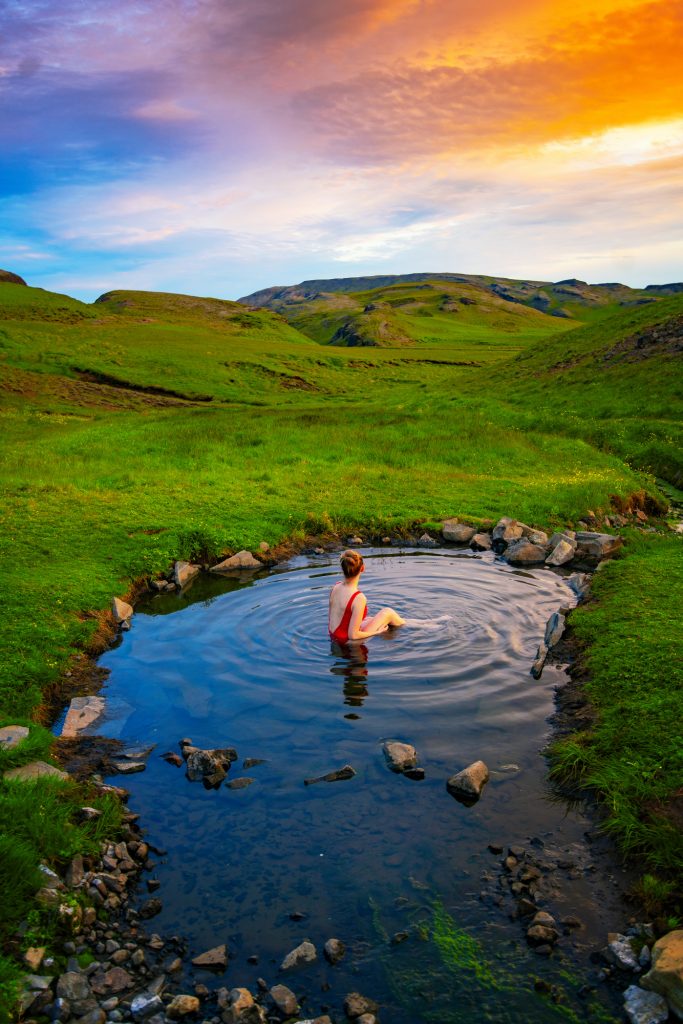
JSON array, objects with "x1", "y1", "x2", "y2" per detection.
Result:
[{"x1": 95, "y1": 548, "x2": 629, "y2": 1022}]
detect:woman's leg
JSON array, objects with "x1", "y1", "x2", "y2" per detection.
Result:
[{"x1": 361, "y1": 606, "x2": 405, "y2": 635}]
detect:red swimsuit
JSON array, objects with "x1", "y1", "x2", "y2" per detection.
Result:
[{"x1": 329, "y1": 588, "x2": 364, "y2": 644}]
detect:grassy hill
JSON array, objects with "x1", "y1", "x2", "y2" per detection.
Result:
[{"x1": 0, "y1": 271, "x2": 681, "y2": 1015}]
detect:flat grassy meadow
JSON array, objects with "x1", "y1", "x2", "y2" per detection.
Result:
[{"x1": 0, "y1": 276, "x2": 681, "y2": 1014}]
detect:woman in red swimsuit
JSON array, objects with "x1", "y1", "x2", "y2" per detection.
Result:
[{"x1": 328, "y1": 549, "x2": 406, "y2": 643}]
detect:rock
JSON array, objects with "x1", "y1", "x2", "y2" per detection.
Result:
[
  {"x1": 417, "y1": 532, "x2": 438, "y2": 547},
  {"x1": 38, "y1": 863, "x2": 63, "y2": 889},
  {"x1": 92, "y1": 966, "x2": 133, "y2": 994},
  {"x1": 223, "y1": 987, "x2": 267, "y2": 1023},
  {"x1": 4, "y1": 760, "x2": 68, "y2": 781},
  {"x1": 527, "y1": 924, "x2": 559, "y2": 945},
  {"x1": 531, "y1": 911, "x2": 556, "y2": 928},
  {"x1": 606, "y1": 933, "x2": 640, "y2": 971},
  {"x1": 442, "y1": 520, "x2": 476, "y2": 543},
  {"x1": 470, "y1": 532, "x2": 492, "y2": 551},
  {"x1": 574, "y1": 532, "x2": 623, "y2": 562},
  {"x1": 544, "y1": 611, "x2": 566, "y2": 649},
  {"x1": 210, "y1": 550, "x2": 261, "y2": 572},
  {"x1": 162, "y1": 751, "x2": 183, "y2": 767},
  {"x1": 192, "y1": 944, "x2": 228, "y2": 971},
  {"x1": 546, "y1": 534, "x2": 577, "y2": 566},
  {"x1": 227, "y1": 777, "x2": 255, "y2": 789},
  {"x1": 56, "y1": 972, "x2": 96, "y2": 1014},
  {"x1": 174, "y1": 561, "x2": 201, "y2": 588},
  {"x1": 640, "y1": 946, "x2": 652, "y2": 969},
  {"x1": 304, "y1": 765, "x2": 355, "y2": 785},
  {"x1": 324, "y1": 938, "x2": 346, "y2": 964},
  {"x1": 243, "y1": 758, "x2": 266, "y2": 769},
  {"x1": 530, "y1": 642, "x2": 548, "y2": 679},
  {"x1": 138, "y1": 898, "x2": 163, "y2": 919},
  {"x1": 270, "y1": 983, "x2": 298, "y2": 1015},
  {"x1": 280, "y1": 940, "x2": 317, "y2": 970},
  {"x1": 0, "y1": 724, "x2": 29, "y2": 748},
  {"x1": 130, "y1": 992, "x2": 164, "y2": 1019},
  {"x1": 112, "y1": 597, "x2": 133, "y2": 623},
  {"x1": 492, "y1": 517, "x2": 524, "y2": 547},
  {"x1": 383, "y1": 740, "x2": 417, "y2": 773},
  {"x1": 24, "y1": 947, "x2": 46, "y2": 971},
  {"x1": 76, "y1": 1010, "x2": 106, "y2": 1024},
  {"x1": 404, "y1": 766, "x2": 425, "y2": 780},
  {"x1": 642, "y1": 929, "x2": 683, "y2": 1018},
  {"x1": 357, "y1": 1016, "x2": 377, "y2": 1024},
  {"x1": 60, "y1": 696, "x2": 106, "y2": 738},
  {"x1": 186, "y1": 747, "x2": 237, "y2": 781},
  {"x1": 517, "y1": 898, "x2": 537, "y2": 917},
  {"x1": 167, "y1": 994, "x2": 201, "y2": 1018},
  {"x1": 505, "y1": 539, "x2": 548, "y2": 564},
  {"x1": 112, "y1": 760, "x2": 146, "y2": 774},
  {"x1": 344, "y1": 992, "x2": 379, "y2": 1019},
  {"x1": 446, "y1": 760, "x2": 489, "y2": 803},
  {"x1": 524, "y1": 529, "x2": 549, "y2": 546},
  {"x1": 348, "y1": 536, "x2": 364, "y2": 545},
  {"x1": 623, "y1": 985, "x2": 669, "y2": 1024}
]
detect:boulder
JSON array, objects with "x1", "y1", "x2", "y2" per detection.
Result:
[
  {"x1": 417, "y1": 532, "x2": 438, "y2": 547},
  {"x1": 167, "y1": 994, "x2": 201, "y2": 1018},
  {"x1": 174, "y1": 561, "x2": 201, "y2": 588},
  {"x1": 470, "y1": 532, "x2": 492, "y2": 551},
  {"x1": 186, "y1": 747, "x2": 237, "y2": 782},
  {"x1": 642, "y1": 929, "x2": 683, "y2": 1018},
  {"x1": 23, "y1": 947, "x2": 46, "y2": 972},
  {"x1": 56, "y1": 972, "x2": 96, "y2": 1015},
  {"x1": 130, "y1": 992, "x2": 165, "y2": 1019},
  {"x1": 524, "y1": 529, "x2": 549, "y2": 546},
  {"x1": 383, "y1": 740, "x2": 417, "y2": 773},
  {"x1": 492, "y1": 517, "x2": 524, "y2": 546},
  {"x1": 280, "y1": 940, "x2": 317, "y2": 971},
  {"x1": 344, "y1": 993, "x2": 379, "y2": 1019},
  {"x1": 60, "y1": 695, "x2": 106, "y2": 738},
  {"x1": 527, "y1": 924, "x2": 559, "y2": 945},
  {"x1": 270, "y1": 983, "x2": 298, "y2": 1015},
  {"x1": 546, "y1": 539, "x2": 576, "y2": 566},
  {"x1": 112, "y1": 597, "x2": 133, "y2": 623},
  {"x1": 574, "y1": 532, "x2": 623, "y2": 562},
  {"x1": 0, "y1": 724, "x2": 29, "y2": 749},
  {"x1": 446, "y1": 760, "x2": 489, "y2": 803},
  {"x1": 211, "y1": 550, "x2": 262, "y2": 572},
  {"x1": 544, "y1": 612, "x2": 565, "y2": 649},
  {"x1": 567, "y1": 572, "x2": 591, "y2": 601},
  {"x1": 192, "y1": 944, "x2": 228, "y2": 971},
  {"x1": 324, "y1": 938, "x2": 346, "y2": 964},
  {"x1": 442, "y1": 520, "x2": 476, "y2": 544},
  {"x1": 623, "y1": 985, "x2": 669, "y2": 1024},
  {"x1": 505, "y1": 539, "x2": 548, "y2": 564},
  {"x1": 4, "y1": 760, "x2": 68, "y2": 782},
  {"x1": 222, "y1": 987, "x2": 267, "y2": 1023},
  {"x1": 606, "y1": 933, "x2": 640, "y2": 971}
]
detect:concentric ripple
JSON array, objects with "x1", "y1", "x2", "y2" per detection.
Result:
[{"x1": 94, "y1": 549, "x2": 627, "y2": 1024}]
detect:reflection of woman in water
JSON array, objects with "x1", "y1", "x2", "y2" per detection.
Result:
[{"x1": 328, "y1": 550, "x2": 405, "y2": 643}]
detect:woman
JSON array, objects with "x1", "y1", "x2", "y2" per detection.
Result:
[{"x1": 328, "y1": 550, "x2": 405, "y2": 644}]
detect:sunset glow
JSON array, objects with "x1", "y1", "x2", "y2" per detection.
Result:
[{"x1": 2, "y1": 0, "x2": 682, "y2": 298}]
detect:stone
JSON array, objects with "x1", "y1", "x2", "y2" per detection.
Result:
[
  {"x1": 383, "y1": 740, "x2": 417, "y2": 773},
  {"x1": 574, "y1": 532, "x2": 623, "y2": 562},
  {"x1": 38, "y1": 863, "x2": 63, "y2": 889},
  {"x1": 60, "y1": 696, "x2": 106, "y2": 738},
  {"x1": 527, "y1": 924, "x2": 559, "y2": 945},
  {"x1": 186, "y1": 747, "x2": 237, "y2": 781},
  {"x1": 544, "y1": 611, "x2": 566, "y2": 649},
  {"x1": 174, "y1": 561, "x2": 201, "y2": 588},
  {"x1": 505, "y1": 539, "x2": 548, "y2": 564},
  {"x1": 531, "y1": 911, "x2": 556, "y2": 928},
  {"x1": 210, "y1": 550, "x2": 261, "y2": 572},
  {"x1": 304, "y1": 765, "x2": 355, "y2": 785},
  {"x1": 546, "y1": 539, "x2": 576, "y2": 566},
  {"x1": 446, "y1": 760, "x2": 489, "y2": 803},
  {"x1": 607, "y1": 933, "x2": 640, "y2": 971},
  {"x1": 76, "y1": 1011, "x2": 106, "y2": 1024},
  {"x1": 112, "y1": 760, "x2": 146, "y2": 774},
  {"x1": 112, "y1": 597, "x2": 133, "y2": 623},
  {"x1": 280, "y1": 940, "x2": 317, "y2": 970},
  {"x1": 222, "y1": 987, "x2": 267, "y2": 1023},
  {"x1": 642, "y1": 929, "x2": 683, "y2": 1018},
  {"x1": 524, "y1": 529, "x2": 549, "y2": 546},
  {"x1": 243, "y1": 758, "x2": 266, "y2": 768},
  {"x1": 530, "y1": 642, "x2": 548, "y2": 680},
  {"x1": 348, "y1": 536, "x2": 364, "y2": 545},
  {"x1": 162, "y1": 751, "x2": 183, "y2": 766},
  {"x1": 138, "y1": 898, "x2": 162, "y2": 919},
  {"x1": 442, "y1": 520, "x2": 475, "y2": 543},
  {"x1": 56, "y1": 972, "x2": 95, "y2": 1014},
  {"x1": 567, "y1": 572, "x2": 590, "y2": 601},
  {"x1": 167, "y1": 994, "x2": 201, "y2": 1018},
  {"x1": 24, "y1": 947, "x2": 46, "y2": 971},
  {"x1": 417, "y1": 532, "x2": 438, "y2": 547},
  {"x1": 492, "y1": 517, "x2": 524, "y2": 546},
  {"x1": 192, "y1": 944, "x2": 228, "y2": 971},
  {"x1": 227, "y1": 777, "x2": 255, "y2": 789},
  {"x1": 623, "y1": 985, "x2": 669, "y2": 1024},
  {"x1": 65, "y1": 854, "x2": 84, "y2": 888},
  {"x1": 269, "y1": 983, "x2": 298, "y2": 1015},
  {"x1": 323, "y1": 938, "x2": 346, "y2": 964},
  {"x1": 0, "y1": 724, "x2": 29, "y2": 748},
  {"x1": 130, "y1": 992, "x2": 164, "y2": 1019},
  {"x1": 470, "y1": 532, "x2": 492, "y2": 551},
  {"x1": 4, "y1": 760, "x2": 68, "y2": 781},
  {"x1": 90, "y1": 966, "x2": 133, "y2": 994},
  {"x1": 344, "y1": 992, "x2": 379, "y2": 1019},
  {"x1": 404, "y1": 766, "x2": 425, "y2": 780}
]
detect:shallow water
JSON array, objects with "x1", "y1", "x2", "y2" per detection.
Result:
[{"x1": 95, "y1": 549, "x2": 628, "y2": 1022}]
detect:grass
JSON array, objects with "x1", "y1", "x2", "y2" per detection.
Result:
[{"x1": 0, "y1": 274, "x2": 681, "y2": 1013}]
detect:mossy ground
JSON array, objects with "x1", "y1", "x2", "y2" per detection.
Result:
[{"x1": 0, "y1": 278, "x2": 681, "y2": 1013}]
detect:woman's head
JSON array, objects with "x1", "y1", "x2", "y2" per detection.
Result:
[{"x1": 340, "y1": 549, "x2": 364, "y2": 579}]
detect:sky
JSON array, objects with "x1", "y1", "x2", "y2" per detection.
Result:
[{"x1": 1, "y1": 0, "x2": 682, "y2": 301}]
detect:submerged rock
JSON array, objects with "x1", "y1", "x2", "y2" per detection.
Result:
[
  {"x1": 227, "y1": 777, "x2": 255, "y2": 789},
  {"x1": 383, "y1": 740, "x2": 417, "y2": 773},
  {"x1": 304, "y1": 765, "x2": 355, "y2": 785},
  {"x1": 324, "y1": 938, "x2": 346, "y2": 964},
  {"x1": 442, "y1": 520, "x2": 476, "y2": 543},
  {"x1": 623, "y1": 985, "x2": 669, "y2": 1024},
  {"x1": 344, "y1": 992, "x2": 379, "y2": 1019},
  {"x1": 61, "y1": 695, "x2": 106, "y2": 738},
  {"x1": 211, "y1": 550, "x2": 262, "y2": 572},
  {"x1": 446, "y1": 760, "x2": 489, "y2": 804}
]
